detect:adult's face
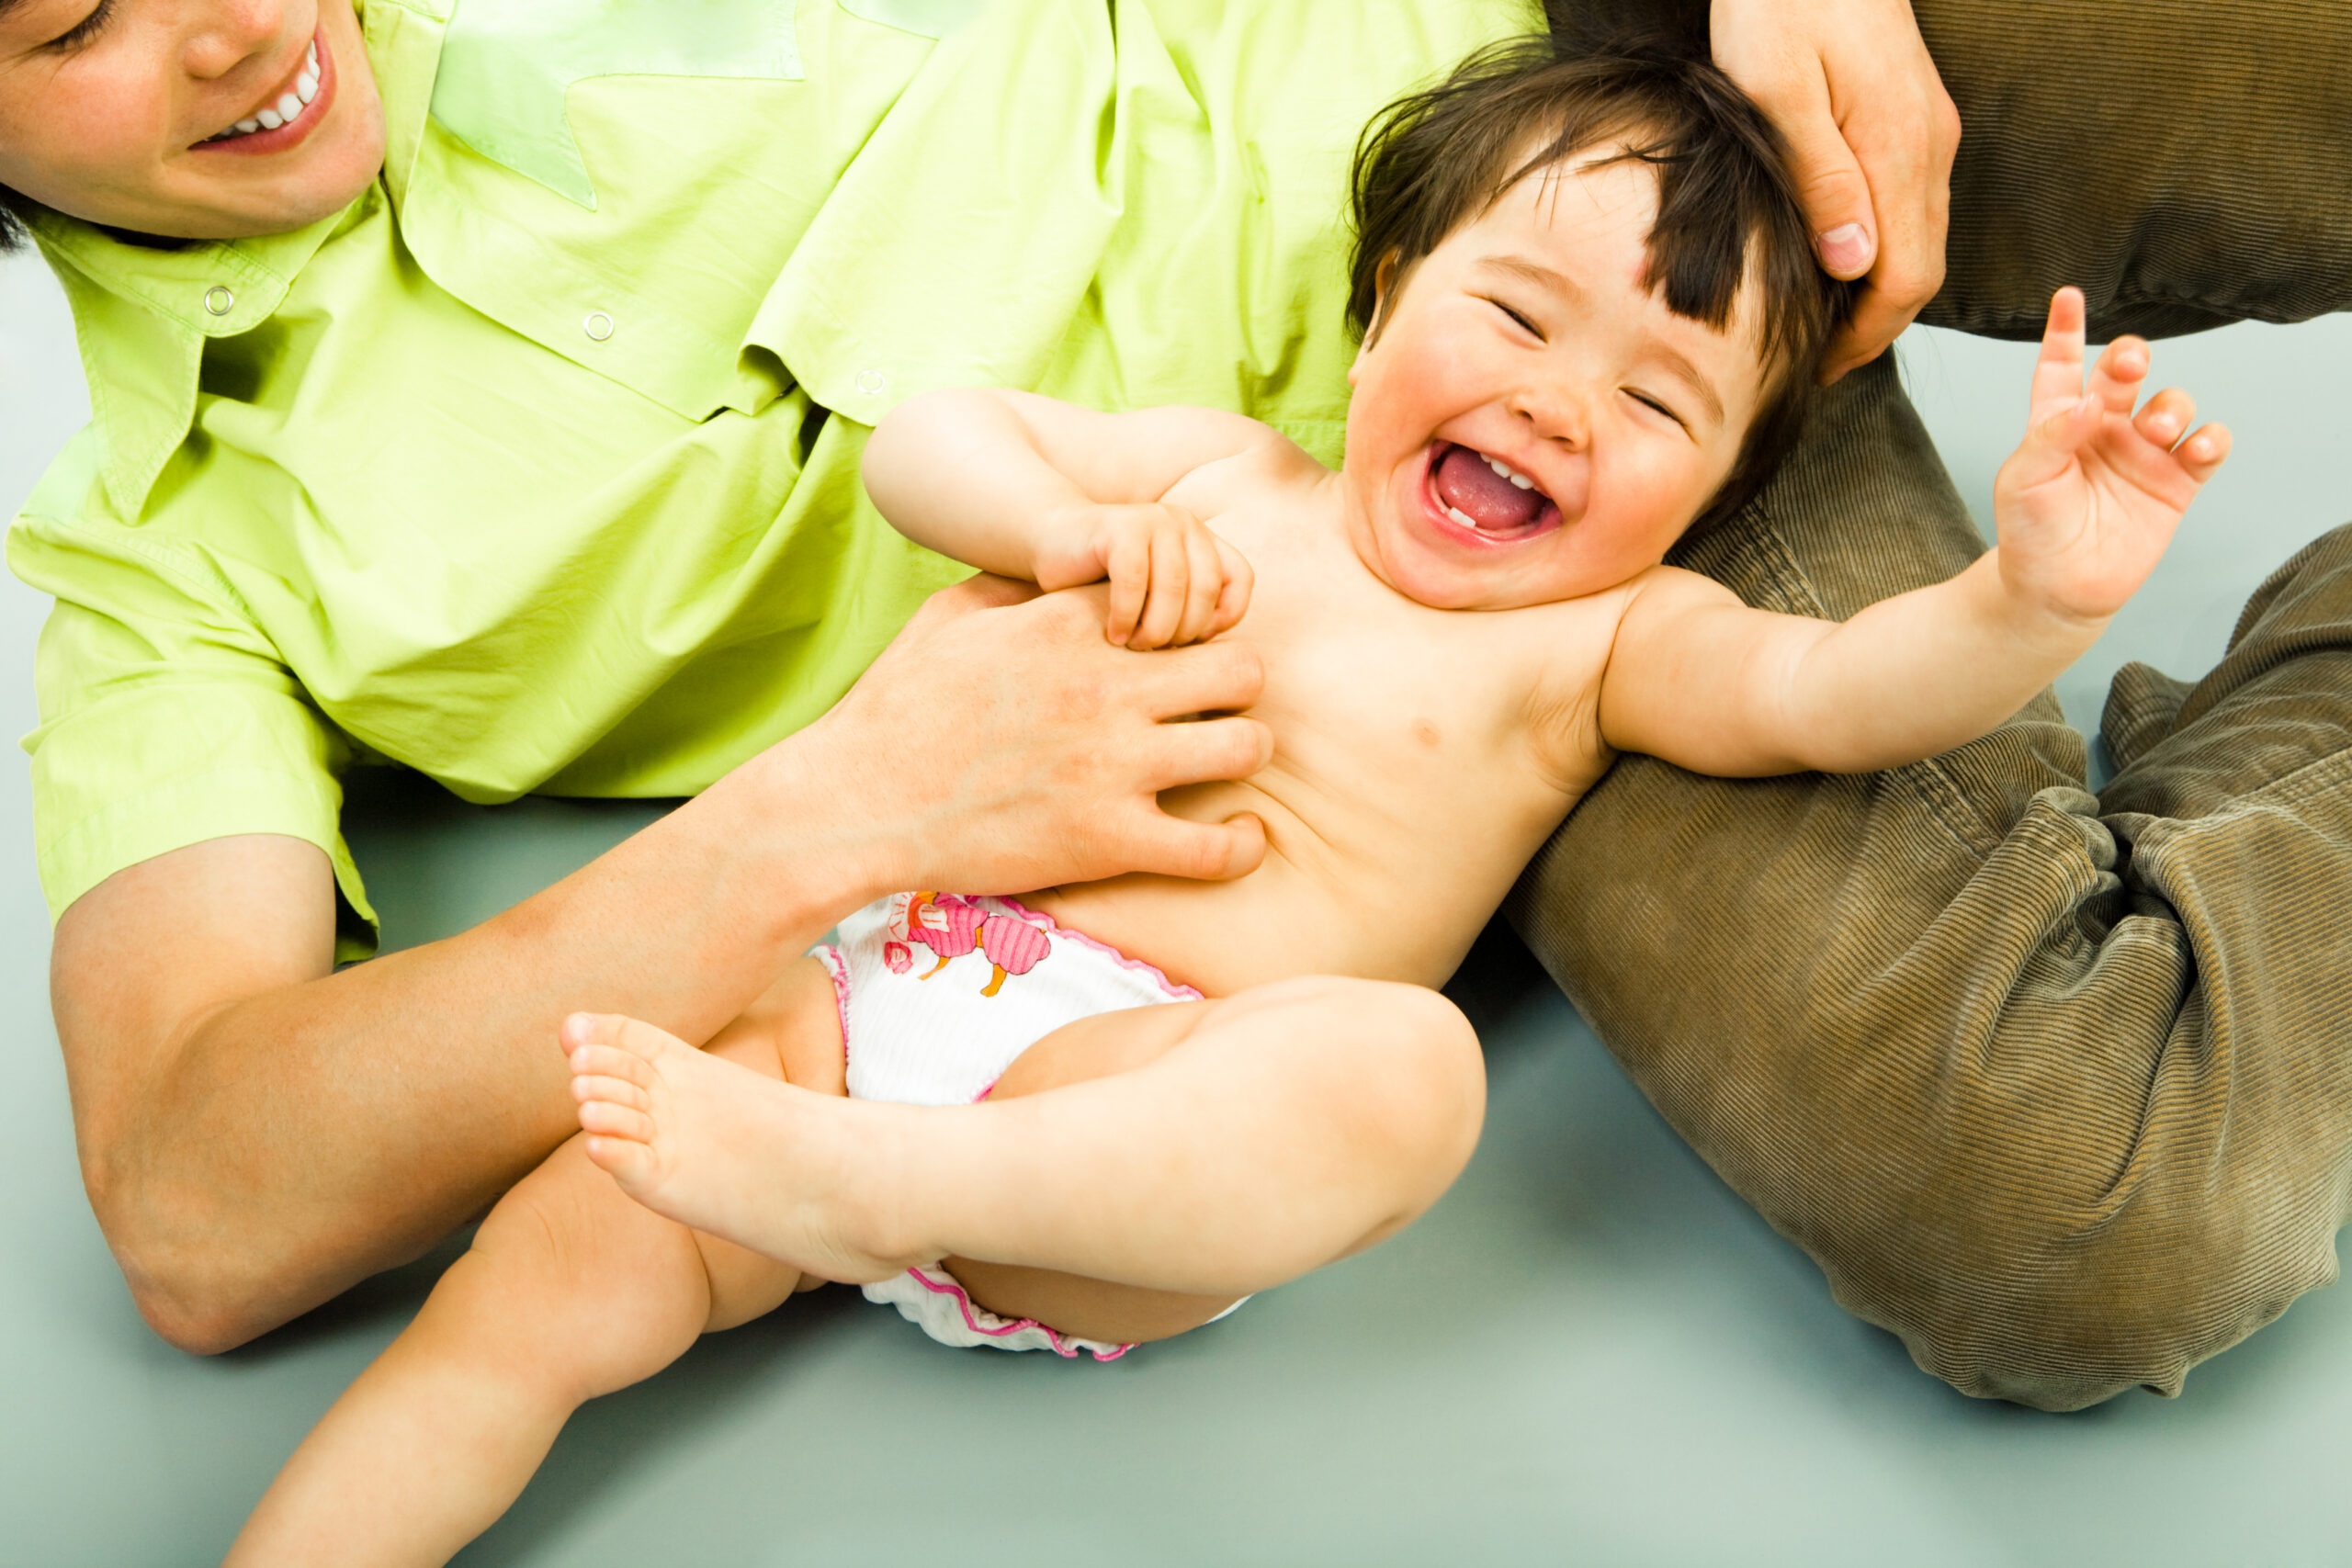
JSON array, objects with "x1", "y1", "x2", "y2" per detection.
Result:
[{"x1": 0, "y1": 0, "x2": 382, "y2": 239}]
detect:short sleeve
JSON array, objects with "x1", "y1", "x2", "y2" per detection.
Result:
[{"x1": 8, "y1": 430, "x2": 379, "y2": 959}]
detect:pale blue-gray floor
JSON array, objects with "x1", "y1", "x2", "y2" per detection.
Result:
[{"x1": 6, "y1": 247, "x2": 2351, "y2": 1566}]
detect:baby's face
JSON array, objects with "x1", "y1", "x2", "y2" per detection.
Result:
[
  {"x1": 0, "y1": 0, "x2": 382, "y2": 240},
  {"x1": 1341, "y1": 155, "x2": 1769, "y2": 612}
]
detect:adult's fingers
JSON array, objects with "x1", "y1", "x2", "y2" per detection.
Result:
[
  {"x1": 1770, "y1": 67, "x2": 1878, "y2": 281},
  {"x1": 1131, "y1": 635, "x2": 1267, "y2": 721},
  {"x1": 807, "y1": 583, "x2": 1273, "y2": 894},
  {"x1": 912, "y1": 570, "x2": 1039, "y2": 620},
  {"x1": 1715, "y1": 0, "x2": 1959, "y2": 380},
  {"x1": 1121, "y1": 808, "x2": 1269, "y2": 884},
  {"x1": 1822, "y1": 71, "x2": 1956, "y2": 378},
  {"x1": 1141, "y1": 712, "x2": 1276, "y2": 795}
]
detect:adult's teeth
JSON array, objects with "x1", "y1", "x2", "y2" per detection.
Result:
[
  {"x1": 235, "y1": 118, "x2": 261, "y2": 134},
  {"x1": 256, "y1": 107, "x2": 284, "y2": 130},
  {"x1": 276, "y1": 92, "x2": 303, "y2": 118},
  {"x1": 296, "y1": 72, "x2": 319, "y2": 103}
]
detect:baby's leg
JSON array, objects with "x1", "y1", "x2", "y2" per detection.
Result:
[
  {"x1": 228, "y1": 964, "x2": 843, "y2": 1568},
  {"x1": 571, "y1": 975, "x2": 1486, "y2": 1338}
]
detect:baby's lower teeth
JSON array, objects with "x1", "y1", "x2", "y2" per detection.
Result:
[{"x1": 1447, "y1": 506, "x2": 1487, "y2": 532}]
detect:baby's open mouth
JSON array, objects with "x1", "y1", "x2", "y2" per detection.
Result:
[{"x1": 1427, "y1": 442, "x2": 1561, "y2": 541}]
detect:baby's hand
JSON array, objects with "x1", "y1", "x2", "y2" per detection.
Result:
[
  {"x1": 1034, "y1": 502, "x2": 1253, "y2": 649},
  {"x1": 1992, "y1": 287, "x2": 2231, "y2": 628}
]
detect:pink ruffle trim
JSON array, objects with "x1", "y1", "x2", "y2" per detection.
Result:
[
  {"x1": 994, "y1": 896, "x2": 1204, "y2": 1001},
  {"x1": 902, "y1": 1265, "x2": 1135, "y2": 1362}
]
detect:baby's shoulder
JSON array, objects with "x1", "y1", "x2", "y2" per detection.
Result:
[{"x1": 1163, "y1": 421, "x2": 1323, "y2": 513}]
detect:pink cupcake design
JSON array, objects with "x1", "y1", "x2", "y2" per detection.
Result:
[
  {"x1": 906, "y1": 892, "x2": 983, "y2": 979},
  {"x1": 978, "y1": 912, "x2": 1051, "y2": 997}
]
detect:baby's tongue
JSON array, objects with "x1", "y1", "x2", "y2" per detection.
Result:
[{"x1": 1433, "y1": 445, "x2": 1544, "y2": 532}]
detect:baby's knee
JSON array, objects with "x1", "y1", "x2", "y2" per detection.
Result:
[
  {"x1": 461, "y1": 1147, "x2": 715, "y2": 1400},
  {"x1": 1283, "y1": 976, "x2": 1487, "y2": 1187}
]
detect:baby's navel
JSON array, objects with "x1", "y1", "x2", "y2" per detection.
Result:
[{"x1": 1413, "y1": 719, "x2": 1442, "y2": 748}]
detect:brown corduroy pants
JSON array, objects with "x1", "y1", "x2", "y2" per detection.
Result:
[{"x1": 1509, "y1": 0, "x2": 2352, "y2": 1410}]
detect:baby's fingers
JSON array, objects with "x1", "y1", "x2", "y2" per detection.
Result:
[
  {"x1": 1105, "y1": 526, "x2": 1151, "y2": 646},
  {"x1": 2132, "y1": 386, "x2": 2196, "y2": 449},
  {"x1": 2174, "y1": 421, "x2": 2232, "y2": 484},
  {"x1": 2026, "y1": 287, "x2": 2089, "y2": 422},
  {"x1": 2006, "y1": 390, "x2": 2103, "y2": 493},
  {"x1": 1132, "y1": 527, "x2": 1190, "y2": 650},
  {"x1": 1210, "y1": 538, "x2": 1253, "y2": 637},
  {"x1": 2086, "y1": 335, "x2": 2151, "y2": 414},
  {"x1": 1174, "y1": 525, "x2": 1226, "y2": 646}
]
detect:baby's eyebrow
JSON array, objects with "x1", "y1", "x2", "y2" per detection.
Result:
[
  {"x1": 1479, "y1": 254, "x2": 1586, "y2": 305},
  {"x1": 1646, "y1": 342, "x2": 1726, "y2": 432}
]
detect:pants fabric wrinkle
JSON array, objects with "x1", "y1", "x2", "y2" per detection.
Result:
[{"x1": 1510, "y1": 0, "x2": 2352, "y2": 1409}]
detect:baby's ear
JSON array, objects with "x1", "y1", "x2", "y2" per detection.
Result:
[{"x1": 1350, "y1": 253, "x2": 1405, "y2": 387}]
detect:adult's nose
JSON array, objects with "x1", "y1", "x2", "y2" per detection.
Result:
[{"x1": 179, "y1": 0, "x2": 290, "y2": 82}]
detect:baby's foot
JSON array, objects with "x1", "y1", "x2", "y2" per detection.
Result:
[{"x1": 562, "y1": 1013, "x2": 925, "y2": 1284}]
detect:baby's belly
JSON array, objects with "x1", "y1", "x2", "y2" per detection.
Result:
[{"x1": 1023, "y1": 807, "x2": 1533, "y2": 998}]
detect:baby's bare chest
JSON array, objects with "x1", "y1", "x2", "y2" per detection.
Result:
[{"x1": 1231, "y1": 547, "x2": 1623, "y2": 830}]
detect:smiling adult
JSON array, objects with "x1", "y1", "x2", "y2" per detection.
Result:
[{"x1": 5, "y1": 0, "x2": 2352, "y2": 1415}]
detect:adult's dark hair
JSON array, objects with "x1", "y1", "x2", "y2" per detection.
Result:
[
  {"x1": 0, "y1": 189, "x2": 28, "y2": 254},
  {"x1": 1347, "y1": 6, "x2": 1852, "y2": 534}
]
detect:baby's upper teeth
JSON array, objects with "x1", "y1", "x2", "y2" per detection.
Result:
[{"x1": 1484, "y1": 454, "x2": 1536, "y2": 490}]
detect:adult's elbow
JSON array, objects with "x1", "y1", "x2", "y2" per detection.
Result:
[{"x1": 84, "y1": 1158, "x2": 281, "y2": 1355}]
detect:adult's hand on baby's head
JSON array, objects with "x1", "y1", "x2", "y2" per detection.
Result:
[
  {"x1": 808, "y1": 575, "x2": 1272, "y2": 895},
  {"x1": 1713, "y1": 0, "x2": 1960, "y2": 381},
  {"x1": 1992, "y1": 288, "x2": 2231, "y2": 628}
]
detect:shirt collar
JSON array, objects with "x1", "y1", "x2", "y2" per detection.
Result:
[{"x1": 26, "y1": 0, "x2": 449, "y2": 520}]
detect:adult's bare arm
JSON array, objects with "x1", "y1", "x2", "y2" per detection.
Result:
[
  {"x1": 51, "y1": 577, "x2": 1271, "y2": 1354},
  {"x1": 1713, "y1": 0, "x2": 1961, "y2": 379}
]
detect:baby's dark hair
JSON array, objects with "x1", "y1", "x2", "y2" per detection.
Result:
[{"x1": 1348, "y1": 10, "x2": 1853, "y2": 534}]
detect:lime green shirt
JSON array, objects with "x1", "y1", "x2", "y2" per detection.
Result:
[{"x1": 7, "y1": 0, "x2": 1521, "y2": 955}]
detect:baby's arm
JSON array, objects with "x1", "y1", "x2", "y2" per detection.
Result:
[
  {"x1": 1598, "y1": 288, "x2": 2231, "y2": 775},
  {"x1": 862, "y1": 389, "x2": 1269, "y2": 648}
]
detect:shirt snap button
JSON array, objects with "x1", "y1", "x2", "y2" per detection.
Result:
[
  {"x1": 582, "y1": 310, "x2": 616, "y2": 343},
  {"x1": 203, "y1": 286, "x2": 235, "y2": 317},
  {"x1": 855, "y1": 368, "x2": 888, "y2": 394}
]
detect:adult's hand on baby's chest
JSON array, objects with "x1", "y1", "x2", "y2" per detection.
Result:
[{"x1": 805, "y1": 578, "x2": 1275, "y2": 895}]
